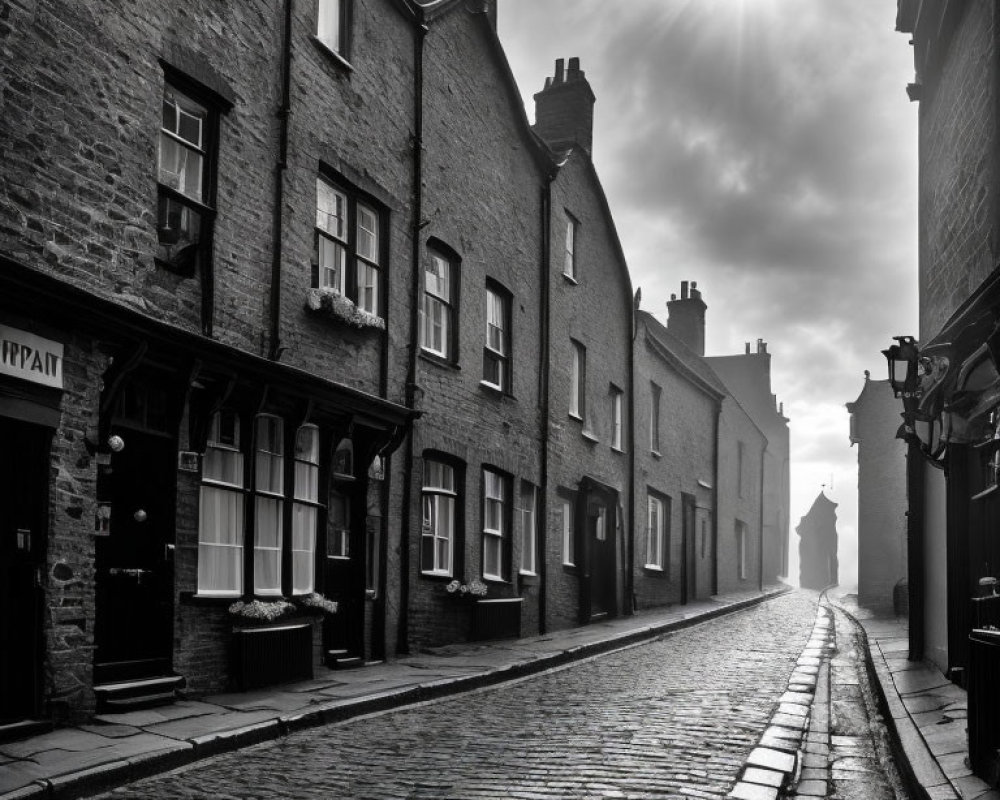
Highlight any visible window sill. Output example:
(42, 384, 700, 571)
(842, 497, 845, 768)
(420, 572, 456, 583)
(581, 429, 599, 444)
(420, 350, 460, 371)
(478, 380, 513, 401)
(519, 571, 540, 586)
(650, 450, 662, 460)
(568, 412, 584, 423)
(562, 562, 578, 575)
(610, 446, 625, 455)
(643, 564, 665, 574)
(180, 592, 240, 606)
(311, 36, 354, 73)
(562, 273, 579, 286)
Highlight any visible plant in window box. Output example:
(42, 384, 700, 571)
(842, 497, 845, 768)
(228, 599, 297, 624)
(294, 592, 339, 616)
(444, 578, 488, 601)
(305, 288, 385, 330)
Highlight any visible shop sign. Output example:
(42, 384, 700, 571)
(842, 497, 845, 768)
(0, 325, 63, 389)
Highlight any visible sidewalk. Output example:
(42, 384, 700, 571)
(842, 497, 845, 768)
(833, 593, 1000, 800)
(0, 584, 789, 800)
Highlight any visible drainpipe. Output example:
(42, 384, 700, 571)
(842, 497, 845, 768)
(268, 0, 293, 361)
(397, 17, 428, 655)
(758, 446, 765, 592)
(626, 289, 637, 614)
(538, 168, 556, 634)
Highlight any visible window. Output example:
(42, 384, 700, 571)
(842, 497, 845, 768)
(421, 459, 457, 576)
(570, 340, 586, 420)
(316, 0, 349, 56)
(563, 212, 578, 280)
(314, 176, 384, 318)
(329, 490, 350, 559)
(421, 248, 458, 360)
(482, 468, 511, 581)
(291, 425, 320, 594)
(646, 495, 665, 570)
(611, 386, 623, 450)
(737, 441, 745, 498)
(561, 496, 576, 566)
(254, 415, 284, 596)
(650, 382, 662, 453)
(198, 410, 245, 595)
(736, 520, 748, 580)
(198, 412, 329, 598)
(483, 283, 511, 391)
(157, 81, 217, 275)
(519, 482, 537, 576)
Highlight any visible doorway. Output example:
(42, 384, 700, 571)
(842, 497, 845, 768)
(0, 417, 50, 722)
(93, 384, 177, 684)
(682, 494, 696, 604)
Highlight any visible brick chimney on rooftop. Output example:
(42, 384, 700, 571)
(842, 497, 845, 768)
(666, 280, 707, 357)
(533, 57, 596, 155)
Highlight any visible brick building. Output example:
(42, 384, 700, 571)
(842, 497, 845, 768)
(846, 374, 907, 614)
(0, 0, 789, 730)
(889, 0, 1000, 778)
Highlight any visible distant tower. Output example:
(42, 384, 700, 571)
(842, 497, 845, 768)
(797, 492, 839, 590)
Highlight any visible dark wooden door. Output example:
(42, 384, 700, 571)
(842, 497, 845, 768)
(588, 499, 615, 619)
(682, 494, 696, 604)
(0, 418, 49, 721)
(323, 483, 364, 660)
(93, 429, 175, 682)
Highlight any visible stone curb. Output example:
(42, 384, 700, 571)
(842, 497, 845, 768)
(2, 586, 791, 800)
(832, 602, 960, 800)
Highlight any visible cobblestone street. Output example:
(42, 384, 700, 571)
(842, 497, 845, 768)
(90, 591, 905, 800)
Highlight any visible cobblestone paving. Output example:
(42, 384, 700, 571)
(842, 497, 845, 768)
(97, 593, 819, 800)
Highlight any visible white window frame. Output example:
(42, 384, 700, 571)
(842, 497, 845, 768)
(570, 340, 586, 420)
(291, 425, 320, 595)
(483, 468, 507, 581)
(421, 251, 455, 359)
(646, 495, 665, 570)
(650, 382, 662, 454)
(519, 482, 537, 576)
(316, 178, 347, 295)
(198, 410, 246, 597)
(253, 414, 285, 597)
(316, 0, 347, 55)
(561, 497, 575, 566)
(736, 520, 748, 580)
(355, 202, 380, 315)
(483, 285, 509, 391)
(563, 211, 578, 280)
(611, 386, 623, 451)
(421, 460, 456, 576)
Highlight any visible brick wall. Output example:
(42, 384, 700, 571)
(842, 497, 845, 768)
(397, 10, 545, 650)
(715, 396, 765, 595)
(545, 154, 632, 631)
(918, 0, 998, 341)
(632, 318, 717, 610)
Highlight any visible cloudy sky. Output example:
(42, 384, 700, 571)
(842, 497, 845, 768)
(498, 0, 919, 590)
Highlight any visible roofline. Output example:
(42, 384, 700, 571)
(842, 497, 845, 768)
(638, 314, 726, 403)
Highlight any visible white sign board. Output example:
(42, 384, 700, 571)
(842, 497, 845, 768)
(0, 324, 64, 389)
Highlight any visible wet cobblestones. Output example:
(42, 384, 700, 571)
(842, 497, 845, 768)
(98, 593, 820, 799)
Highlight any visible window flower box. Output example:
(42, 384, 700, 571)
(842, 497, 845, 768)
(305, 288, 385, 330)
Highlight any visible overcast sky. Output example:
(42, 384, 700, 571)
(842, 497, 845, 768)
(498, 0, 919, 590)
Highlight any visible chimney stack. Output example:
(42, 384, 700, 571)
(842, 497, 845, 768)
(666, 280, 707, 356)
(533, 57, 596, 155)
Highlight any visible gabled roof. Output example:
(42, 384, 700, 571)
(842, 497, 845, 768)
(638, 310, 726, 400)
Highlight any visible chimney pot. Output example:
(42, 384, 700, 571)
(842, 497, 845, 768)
(681, 281, 689, 300)
(555, 58, 565, 83)
(670, 293, 677, 301)
(568, 57, 580, 74)
(533, 57, 596, 155)
(745, 342, 751, 354)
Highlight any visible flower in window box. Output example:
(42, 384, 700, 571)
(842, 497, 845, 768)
(228, 599, 296, 623)
(294, 592, 339, 615)
(444, 578, 488, 599)
(305, 288, 385, 330)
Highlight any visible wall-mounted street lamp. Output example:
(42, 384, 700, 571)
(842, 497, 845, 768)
(882, 335, 921, 399)
(882, 335, 948, 464)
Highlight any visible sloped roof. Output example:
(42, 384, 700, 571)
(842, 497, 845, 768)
(638, 310, 727, 400)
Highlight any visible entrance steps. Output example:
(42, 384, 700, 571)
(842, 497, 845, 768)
(325, 649, 364, 670)
(93, 674, 186, 713)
